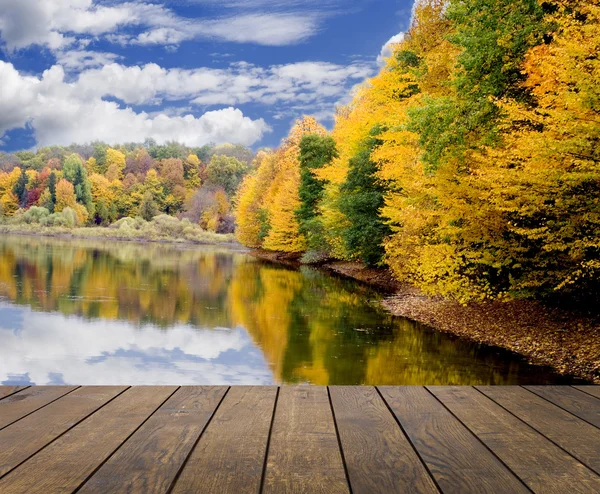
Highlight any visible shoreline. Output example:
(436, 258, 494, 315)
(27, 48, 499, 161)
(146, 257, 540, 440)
(0, 225, 244, 250)
(250, 249, 600, 383)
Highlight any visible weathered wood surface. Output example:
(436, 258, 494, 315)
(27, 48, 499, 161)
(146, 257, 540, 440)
(0, 385, 598, 493)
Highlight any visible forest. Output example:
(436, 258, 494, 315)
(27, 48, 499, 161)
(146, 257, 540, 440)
(1, 0, 598, 306)
(235, 0, 600, 305)
(0, 139, 254, 235)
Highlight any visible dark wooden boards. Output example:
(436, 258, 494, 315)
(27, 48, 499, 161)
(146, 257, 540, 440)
(430, 386, 600, 493)
(574, 386, 600, 400)
(79, 386, 228, 494)
(263, 386, 348, 494)
(478, 386, 600, 473)
(0, 385, 599, 494)
(171, 386, 277, 494)
(0, 386, 126, 478)
(0, 386, 176, 494)
(379, 386, 528, 493)
(0, 386, 76, 430)
(330, 386, 438, 494)
(526, 385, 600, 428)
(0, 387, 27, 401)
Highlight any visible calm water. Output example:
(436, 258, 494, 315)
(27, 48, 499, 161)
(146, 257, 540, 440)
(0, 234, 580, 386)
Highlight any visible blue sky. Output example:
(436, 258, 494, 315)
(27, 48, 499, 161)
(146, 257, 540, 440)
(0, 0, 414, 152)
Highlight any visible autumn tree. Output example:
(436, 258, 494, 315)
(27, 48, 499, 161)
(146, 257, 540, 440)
(206, 155, 248, 196)
(297, 134, 338, 252)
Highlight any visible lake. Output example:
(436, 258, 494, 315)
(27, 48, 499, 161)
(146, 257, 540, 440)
(0, 234, 579, 385)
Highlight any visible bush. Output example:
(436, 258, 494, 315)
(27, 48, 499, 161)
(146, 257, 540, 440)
(20, 206, 51, 224)
(151, 214, 185, 237)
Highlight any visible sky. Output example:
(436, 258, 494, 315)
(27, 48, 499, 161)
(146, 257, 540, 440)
(0, 0, 415, 152)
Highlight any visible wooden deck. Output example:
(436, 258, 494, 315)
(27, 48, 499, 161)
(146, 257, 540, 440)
(0, 386, 599, 493)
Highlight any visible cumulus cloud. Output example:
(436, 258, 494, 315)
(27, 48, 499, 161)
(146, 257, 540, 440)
(0, 58, 372, 146)
(377, 32, 405, 66)
(0, 61, 271, 147)
(0, 0, 324, 51)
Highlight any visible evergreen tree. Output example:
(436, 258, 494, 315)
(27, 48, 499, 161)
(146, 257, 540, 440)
(297, 135, 337, 233)
(48, 171, 57, 213)
(12, 168, 29, 208)
(139, 190, 158, 221)
(339, 130, 390, 267)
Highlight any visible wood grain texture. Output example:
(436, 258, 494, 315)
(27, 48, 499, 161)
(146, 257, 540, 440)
(526, 386, 600, 428)
(0, 386, 125, 478)
(430, 386, 600, 493)
(0, 386, 76, 430)
(329, 386, 438, 494)
(0, 386, 177, 494)
(574, 386, 600, 400)
(171, 386, 277, 494)
(0, 387, 27, 401)
(379, 386, 528, 494)
(263, 386, 349, 494)
(78, 386, 228, 494)
(478, 386, 600, 473)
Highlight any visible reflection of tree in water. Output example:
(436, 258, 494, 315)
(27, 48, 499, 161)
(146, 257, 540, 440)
(0, 236, 240, 329)
(0, 235, 572, 385)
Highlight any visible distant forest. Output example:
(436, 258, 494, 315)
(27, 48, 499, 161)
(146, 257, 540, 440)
(0, 140, 258, 233)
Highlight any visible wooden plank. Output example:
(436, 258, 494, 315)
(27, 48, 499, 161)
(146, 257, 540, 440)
(0, 386, 126, 478)
(478, 386, 600, 474)
(430, 386, 600, 493)
(0, 386, 76, 430)
(0, 387, 28, 401)
(263, 386, 349, 494)
(329, 386, 438, 494)
(574, 386, 600, 400)
(78, 386, 228, 494)
(525, 386, 600, 428)
(379, 386, 528, 494)
(0, 386, 177, 494)
(171, 386, 277, 494)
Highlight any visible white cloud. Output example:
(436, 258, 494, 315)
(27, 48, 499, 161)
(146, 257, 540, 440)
(0, 0, 324, 51)
(0, 61, 271, 147)
(377, 32, 405, 66)
(55, 49, 122, 70)
(0, 58, 372, 146)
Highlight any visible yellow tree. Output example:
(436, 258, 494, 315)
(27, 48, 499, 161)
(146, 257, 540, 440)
(465, 0, 600, 299)
(105, 149, 126, 180)
(55, 179, 77, 212)
(234, 150, 278, 247)
(262, 116, 326, 252)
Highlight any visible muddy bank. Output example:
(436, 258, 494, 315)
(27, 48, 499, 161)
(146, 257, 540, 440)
(251, 249, 600, 383)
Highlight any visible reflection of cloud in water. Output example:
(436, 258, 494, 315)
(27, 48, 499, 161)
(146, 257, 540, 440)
(0, 304, 274, 386)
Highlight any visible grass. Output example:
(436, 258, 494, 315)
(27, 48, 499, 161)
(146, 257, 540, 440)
(0, 214, 236, 246)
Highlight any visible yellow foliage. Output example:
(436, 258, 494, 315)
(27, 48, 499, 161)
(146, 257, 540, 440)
(55, 179, 77, 212)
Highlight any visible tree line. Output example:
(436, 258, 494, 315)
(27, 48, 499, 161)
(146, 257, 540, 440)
(0, 139, 256, 233)
(235, 0, 600, 305)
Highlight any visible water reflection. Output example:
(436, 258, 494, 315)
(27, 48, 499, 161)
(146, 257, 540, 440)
(0, 235, 579, 385)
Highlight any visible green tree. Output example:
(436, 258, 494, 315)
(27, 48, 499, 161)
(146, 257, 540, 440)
(297, 135, 338, 251)
(63, 154, 94, 217)
(206, 155, 248, 196)
(12, 168, 29, 208)
(48, 171, 57, 213)
(409, 0, 551, 170)
(339, 131, 390, 266)
(139, 190, 158, 221)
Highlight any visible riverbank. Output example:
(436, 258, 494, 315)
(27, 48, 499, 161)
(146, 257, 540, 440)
(0, 222, 236, 247)
(251, 249, 600, 383)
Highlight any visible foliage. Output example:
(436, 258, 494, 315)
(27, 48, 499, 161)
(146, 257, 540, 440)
(339, 131, 391, 266)
(297, 135, 338, 252)
(0, 140, 254, 230)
